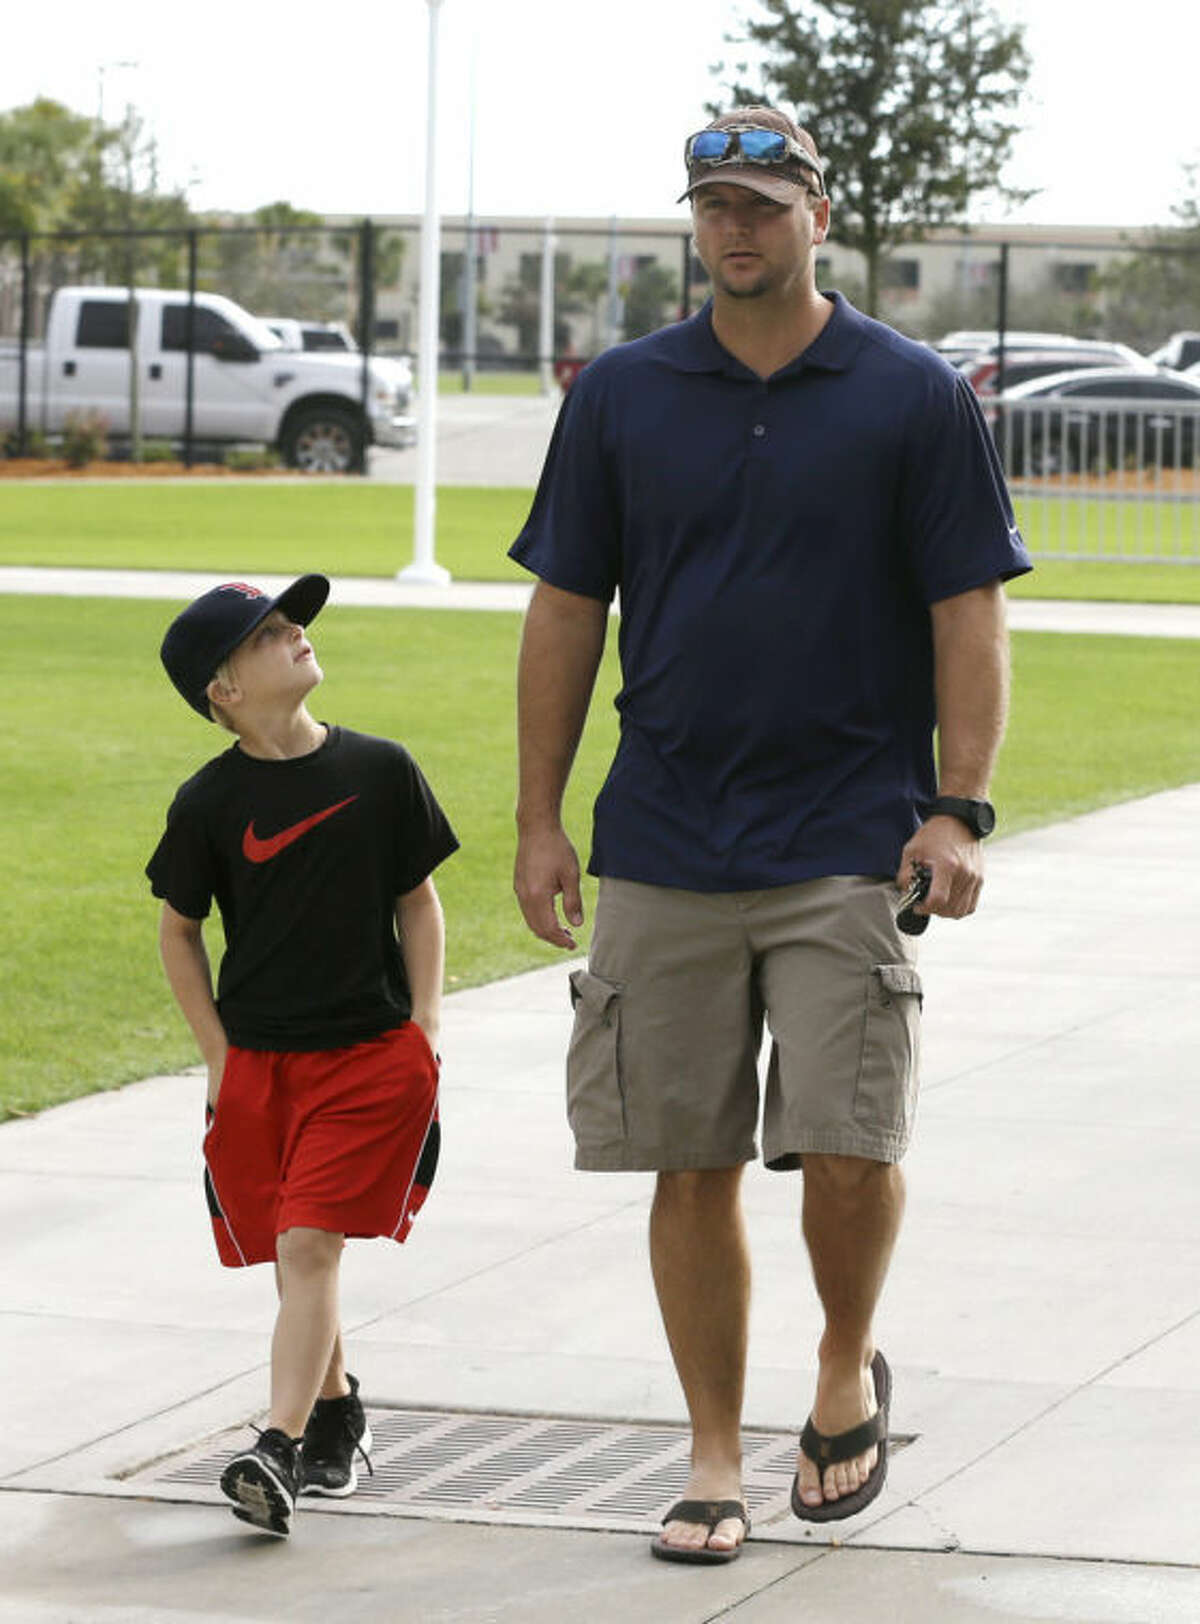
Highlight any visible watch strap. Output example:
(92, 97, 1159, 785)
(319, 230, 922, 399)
(929, 795, 995, 838)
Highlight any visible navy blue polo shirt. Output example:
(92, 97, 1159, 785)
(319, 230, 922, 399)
(510, 293, 1031, 891)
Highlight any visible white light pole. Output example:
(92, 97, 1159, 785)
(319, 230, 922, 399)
(538, 216, 556, 395)
(401, 0, 451, 585)
(461, 32, 478, 393)
(96, 58, 137, 127)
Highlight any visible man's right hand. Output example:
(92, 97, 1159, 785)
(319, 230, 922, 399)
(514, 824, 585, 950)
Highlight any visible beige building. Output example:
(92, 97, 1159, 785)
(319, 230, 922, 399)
(331, 213, 1153, 362)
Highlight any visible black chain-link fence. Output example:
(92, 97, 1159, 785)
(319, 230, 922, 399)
(2, 219, 1198, 482)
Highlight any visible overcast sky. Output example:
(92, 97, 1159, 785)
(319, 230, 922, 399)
(3, 0, 1197, 229)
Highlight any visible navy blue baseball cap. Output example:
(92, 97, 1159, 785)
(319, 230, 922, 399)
(160, 574, 330, 719)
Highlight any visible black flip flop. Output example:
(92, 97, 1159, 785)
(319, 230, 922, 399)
(790, 1350, 892, 1523)
(650, 1497, 750, 1564)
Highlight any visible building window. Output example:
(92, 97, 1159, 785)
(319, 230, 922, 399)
(1053, 262, 1098, 293)
(960, 258, 1001, 289)
(880, 258, 920, 291)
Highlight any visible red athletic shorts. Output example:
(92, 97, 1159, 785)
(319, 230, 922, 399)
(202, 1023, 440, 1268)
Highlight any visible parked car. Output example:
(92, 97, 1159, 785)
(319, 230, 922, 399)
(960, 339, 1151, 397)
(991, 367, 1200, 476)
(260, 314, 415, 434)
(1149, 331, 1200, 371)
(0, 287, 416, 471)
(261, 317, 357, 353)
(935, 328, 1077, 363)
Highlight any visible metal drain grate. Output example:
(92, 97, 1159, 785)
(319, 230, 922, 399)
(128, 1406, 915, 1532)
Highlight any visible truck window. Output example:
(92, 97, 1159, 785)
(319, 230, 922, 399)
(161, 305, 242, 354)
(303, 329, 351, 351)
(76, 301, 131, 349)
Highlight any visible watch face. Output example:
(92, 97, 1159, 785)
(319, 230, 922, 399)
(975, 801, 997, 837)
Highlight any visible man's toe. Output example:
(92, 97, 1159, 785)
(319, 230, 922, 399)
(662, 1517, 709, 1551)
(708, 1515, 745, 1551)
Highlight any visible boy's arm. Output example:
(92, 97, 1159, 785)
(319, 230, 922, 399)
(158, 902, 228, 1107)
(395, 876, 445, 1059)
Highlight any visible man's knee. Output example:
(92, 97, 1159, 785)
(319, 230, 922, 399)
(803, 1153, 903, 1204)
(654, 1165, 744, 1215)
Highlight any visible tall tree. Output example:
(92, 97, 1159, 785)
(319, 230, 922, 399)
(714, 0, 1034, 313)
(0, 98, 110, 237)
(201, 200, 345, 318)
(72, 106, 193, 285)
(623, 261, 681, 341)
(1098, 169, 1200, 352)
(0, 98, 193, 283)
(498, 251, 586, 358)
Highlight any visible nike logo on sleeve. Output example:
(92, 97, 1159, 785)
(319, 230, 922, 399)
(241, 796, 359, 863)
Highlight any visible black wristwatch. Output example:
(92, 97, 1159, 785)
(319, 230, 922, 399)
(929, 795, 996, 839)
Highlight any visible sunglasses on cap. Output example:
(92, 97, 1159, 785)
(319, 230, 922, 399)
(684, 125, 825, 194)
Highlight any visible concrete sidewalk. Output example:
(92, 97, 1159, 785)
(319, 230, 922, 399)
(5, 563, 1200, 641)
(2, 787, 1199, 1621)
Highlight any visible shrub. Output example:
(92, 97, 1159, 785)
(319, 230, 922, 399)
(3, 427, 50, 459)
(61, 410, 109, 468)
(139, 440, 177, 464)
(223, 447, 282, 472)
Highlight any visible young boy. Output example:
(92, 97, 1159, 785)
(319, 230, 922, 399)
(146, 574, 458, 1538)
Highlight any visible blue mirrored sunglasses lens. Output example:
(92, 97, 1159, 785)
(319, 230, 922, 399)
(690, 131, 733, 161)
(738, 130, 787, 160)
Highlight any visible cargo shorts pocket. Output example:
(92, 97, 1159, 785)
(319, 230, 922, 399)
(566, 969, 626, 1145)
(853, 963, 923, 1137)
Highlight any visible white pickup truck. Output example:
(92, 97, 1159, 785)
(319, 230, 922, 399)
(0, 286, 416, 471)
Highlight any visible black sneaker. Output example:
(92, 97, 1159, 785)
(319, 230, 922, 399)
(219, 1427, 300, 1537)
(300, 1372, 374, 1497)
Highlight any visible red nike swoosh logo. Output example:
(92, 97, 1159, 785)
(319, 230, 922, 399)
(242, 796, 358, 864)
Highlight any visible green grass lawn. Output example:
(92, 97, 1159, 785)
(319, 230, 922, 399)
(3, 482, 1200, 600)
(435, 371, 543, 396)
(2, 593, 1199, 1121)
(1010, 493, 1200, 601)
(0, 597, 615, 1119)
(0, 484, 533, 583)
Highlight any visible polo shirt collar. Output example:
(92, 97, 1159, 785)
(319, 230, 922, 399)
(661, 291, 866, 377)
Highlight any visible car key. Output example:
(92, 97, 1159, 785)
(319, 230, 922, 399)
(896, 862, 932, 936)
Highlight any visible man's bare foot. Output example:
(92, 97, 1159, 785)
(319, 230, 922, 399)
(794, 1352, 879, 1509)
(657, 1465, 747, 1555)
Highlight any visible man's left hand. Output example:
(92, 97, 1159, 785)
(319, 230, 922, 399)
(896, 815, 984, 921)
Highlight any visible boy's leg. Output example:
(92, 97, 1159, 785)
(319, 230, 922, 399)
(269, 1226, 345, 1436)
(275, 1260, 350, 1401)
(319, 1333, 350, 1400)
(220, 1226, 345, 1535)
(270, 1229, 374, 1499)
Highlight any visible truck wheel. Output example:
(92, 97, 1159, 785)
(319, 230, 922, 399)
(282, 408, 365, 473)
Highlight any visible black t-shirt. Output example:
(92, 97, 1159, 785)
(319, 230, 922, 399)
(146, 726, 458, 1051)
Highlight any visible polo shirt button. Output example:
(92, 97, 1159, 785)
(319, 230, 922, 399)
(753, 423, 766, 437)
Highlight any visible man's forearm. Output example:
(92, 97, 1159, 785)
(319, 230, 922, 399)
(930, 580, 1010, 798)
(515, 580, 608, 831)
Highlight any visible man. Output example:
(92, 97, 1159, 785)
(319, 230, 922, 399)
(510, 106, 1029, 1563)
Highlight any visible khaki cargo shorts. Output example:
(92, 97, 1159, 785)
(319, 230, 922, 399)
(566, 875, 922, 1172)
